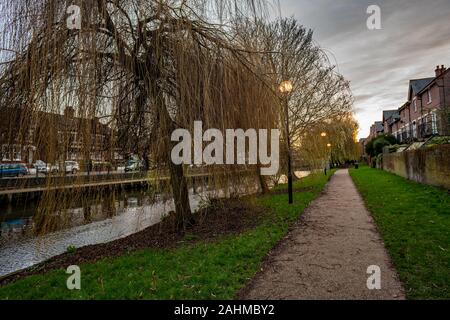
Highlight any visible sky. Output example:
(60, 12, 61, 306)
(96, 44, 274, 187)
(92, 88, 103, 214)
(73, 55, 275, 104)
(1, 0, 449, 139)
(278, 0, 450, 139)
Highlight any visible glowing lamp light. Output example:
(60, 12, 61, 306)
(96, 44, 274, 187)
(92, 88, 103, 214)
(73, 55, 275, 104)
(279, 80, 293, 94)
(321, 132, 327, 137)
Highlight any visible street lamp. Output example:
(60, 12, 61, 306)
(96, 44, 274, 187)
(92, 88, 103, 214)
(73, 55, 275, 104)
(327, 143, 332, 169)
(279, 80, 294, 204)
(321, 132, 327, 137)
(279, 80, 293, 94)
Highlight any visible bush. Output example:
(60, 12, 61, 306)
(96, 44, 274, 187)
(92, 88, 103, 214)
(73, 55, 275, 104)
(365, 134, 398, 157)
(427, 136, 450, 147)
(66, 245, 77, 254)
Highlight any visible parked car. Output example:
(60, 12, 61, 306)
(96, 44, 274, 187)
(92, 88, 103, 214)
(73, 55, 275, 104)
(50, 163, 59, 173)
(50, 161, 80, 174)
(0, 163, 29, 177)
(33, 160, 49, 174)
(65, 161, 80, 174)
(125, 159, 143, 172)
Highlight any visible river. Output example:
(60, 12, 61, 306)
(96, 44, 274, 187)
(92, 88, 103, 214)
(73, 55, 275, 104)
(0, 188, 227, 277)
(0, 171, 310, 277)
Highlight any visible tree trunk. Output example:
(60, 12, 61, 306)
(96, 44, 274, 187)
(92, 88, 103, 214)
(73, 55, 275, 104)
(142, 73, 194, 231)
(158, 95, 193, 231)
(168, 159, 193, 231)
(141, 144, 151, 170)
(256, 165, 270, 194)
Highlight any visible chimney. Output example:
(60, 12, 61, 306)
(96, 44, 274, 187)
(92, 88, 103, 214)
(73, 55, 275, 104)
(435, 65, 442, 77)
(435, 65, 446, 77)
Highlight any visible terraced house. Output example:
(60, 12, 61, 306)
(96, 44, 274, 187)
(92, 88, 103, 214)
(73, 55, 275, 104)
(384, 65, 450, 143)
(0, 107, 123, 165)
(368, 121, 384, 140)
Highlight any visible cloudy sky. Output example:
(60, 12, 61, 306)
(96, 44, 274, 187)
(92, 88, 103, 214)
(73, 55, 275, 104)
(278, 0, 450, 139)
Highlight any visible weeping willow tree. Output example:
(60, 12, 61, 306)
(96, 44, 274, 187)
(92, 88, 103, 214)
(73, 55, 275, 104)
(0, 0, 281, 232)
(0, 0, 357, 237)
(300, 114, 360, 169)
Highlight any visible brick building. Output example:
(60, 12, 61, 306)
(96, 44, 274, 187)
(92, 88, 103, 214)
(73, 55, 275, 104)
(383, 65, 450, 143)
(368, 121, 384, 141)
(0, 107, 123, 165)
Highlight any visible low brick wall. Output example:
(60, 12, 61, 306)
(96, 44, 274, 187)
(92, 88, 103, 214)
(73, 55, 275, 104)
(0, 172, 148, 190)
(383, 145, 450, 189)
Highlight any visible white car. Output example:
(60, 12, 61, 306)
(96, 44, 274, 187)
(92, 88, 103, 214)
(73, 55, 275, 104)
(33, 160, 49, 174)
(51, 161, 80, 174)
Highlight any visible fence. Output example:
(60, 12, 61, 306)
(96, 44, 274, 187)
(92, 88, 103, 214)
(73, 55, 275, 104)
(382, 144, 450, 189)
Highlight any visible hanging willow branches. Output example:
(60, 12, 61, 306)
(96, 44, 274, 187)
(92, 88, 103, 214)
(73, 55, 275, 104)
(0, 0, 355, 234)
(0, 0, 281, 231)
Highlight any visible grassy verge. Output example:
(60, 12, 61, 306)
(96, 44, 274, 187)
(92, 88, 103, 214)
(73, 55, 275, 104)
(349, 166, 450, 300)
(0, 171, 334, 300)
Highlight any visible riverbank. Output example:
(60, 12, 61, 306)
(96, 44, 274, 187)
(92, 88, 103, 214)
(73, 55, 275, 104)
(0, 171, 334, 299)
(350, 166, 450, 300)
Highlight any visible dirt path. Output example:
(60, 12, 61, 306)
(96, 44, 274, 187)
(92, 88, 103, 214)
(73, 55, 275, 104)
(241, 169, 405, 300)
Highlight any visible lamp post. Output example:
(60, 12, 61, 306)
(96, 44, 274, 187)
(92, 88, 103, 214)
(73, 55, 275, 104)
(327, 143, 332, 169)
(321, 132, 331, 175)
(279, 80, 294, 204)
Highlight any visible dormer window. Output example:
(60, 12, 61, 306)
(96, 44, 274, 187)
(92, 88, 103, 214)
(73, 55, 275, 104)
(427, 90, 432, 104)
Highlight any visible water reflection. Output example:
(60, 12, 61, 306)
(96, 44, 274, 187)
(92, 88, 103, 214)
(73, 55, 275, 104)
(0, 171, 313, 277)
(0, 177, 262, 276)
(0, 190, 161, 246)
(0, 190, 204, 276)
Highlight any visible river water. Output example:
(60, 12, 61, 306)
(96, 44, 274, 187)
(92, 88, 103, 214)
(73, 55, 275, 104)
(0, 171, 310, 277)
(0, 188, 226, 277)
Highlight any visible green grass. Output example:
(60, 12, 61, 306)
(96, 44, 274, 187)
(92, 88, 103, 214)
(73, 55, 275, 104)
(349, 166, 450, 300)
(0, 171, 335, 300)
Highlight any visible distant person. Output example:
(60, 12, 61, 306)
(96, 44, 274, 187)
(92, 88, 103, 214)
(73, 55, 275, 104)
(324, 163, 330, 175)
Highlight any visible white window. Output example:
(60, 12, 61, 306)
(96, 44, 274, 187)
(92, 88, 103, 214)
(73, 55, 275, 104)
(413, 99, 417, 112)
(70, 132, 77, 143)
(57, 131, 63, 143)
(1, 145, 10, 161)
(13, 146, 22, 161)
(427, 90, 432, 104)
(413, 122, 417, 138)
(1, 145, 23, 161)
(431, 113, 438, 135)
